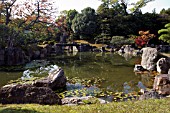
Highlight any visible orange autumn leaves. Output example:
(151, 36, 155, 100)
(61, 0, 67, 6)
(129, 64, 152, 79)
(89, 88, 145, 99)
(134, 30, 155, 48)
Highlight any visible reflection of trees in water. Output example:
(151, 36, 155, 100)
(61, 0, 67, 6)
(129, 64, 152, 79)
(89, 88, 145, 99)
(48, 52, 140, 92)
(117, 52, 133, 61)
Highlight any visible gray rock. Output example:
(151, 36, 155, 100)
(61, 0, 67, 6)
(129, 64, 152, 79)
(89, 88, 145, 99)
(124, 45, 133, 53)
(0, 84, 61, 105)
(139, 90, 162, 100)
(141, 47, 159, 71)
(153, 74, 170, 95)
(134, 64, 146, 72)
(33, 68, 67, 90)
(61, 96, 107, 105)
(156, 58, 170, 74)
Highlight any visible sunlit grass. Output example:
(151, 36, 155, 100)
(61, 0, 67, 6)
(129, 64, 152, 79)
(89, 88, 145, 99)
(0, 98, 170, 113)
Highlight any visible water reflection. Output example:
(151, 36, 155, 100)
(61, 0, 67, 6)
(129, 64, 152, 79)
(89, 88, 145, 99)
(48, 52, 141, 92)
(1, 52, 143, 93)
(123, 82, 132, 93)
(137, 81, 146, 90)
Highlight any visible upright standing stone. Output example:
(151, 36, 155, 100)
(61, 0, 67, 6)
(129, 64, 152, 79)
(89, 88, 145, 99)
(153, 74, 170, 95)
(141, 47, 158, 71)
(156, 58, 170, 74)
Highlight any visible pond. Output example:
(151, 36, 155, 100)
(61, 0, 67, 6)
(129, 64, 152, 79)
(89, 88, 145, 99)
(0, 52, 148, 93)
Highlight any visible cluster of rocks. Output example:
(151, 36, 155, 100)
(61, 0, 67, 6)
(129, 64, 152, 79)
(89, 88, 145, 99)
(134, 47, 170, 100)
(0, 67, 67, 105)
(0, 84, 61, 105)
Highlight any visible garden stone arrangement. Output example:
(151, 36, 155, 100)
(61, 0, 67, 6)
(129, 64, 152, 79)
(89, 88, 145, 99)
(134, 47, 170, 99)
(0, 65, 66, 105)
(0, 47, 170, 105)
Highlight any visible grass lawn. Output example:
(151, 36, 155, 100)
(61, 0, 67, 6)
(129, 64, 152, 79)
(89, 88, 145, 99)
(0, 98, 170, 113)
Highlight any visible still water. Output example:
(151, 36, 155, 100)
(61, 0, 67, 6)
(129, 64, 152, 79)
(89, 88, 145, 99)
(0, 52, 146, 92)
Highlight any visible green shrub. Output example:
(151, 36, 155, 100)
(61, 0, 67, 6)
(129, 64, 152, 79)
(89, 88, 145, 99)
(110, 36, 134, 46)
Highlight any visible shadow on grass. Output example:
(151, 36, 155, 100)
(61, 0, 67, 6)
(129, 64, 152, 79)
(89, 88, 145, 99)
(0, 108, 41, 113)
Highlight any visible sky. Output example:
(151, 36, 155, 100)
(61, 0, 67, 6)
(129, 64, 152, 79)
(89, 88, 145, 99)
(55, 0, 170, 14)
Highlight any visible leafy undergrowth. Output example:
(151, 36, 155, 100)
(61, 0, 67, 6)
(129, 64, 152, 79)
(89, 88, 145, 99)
(0, 98, 170, 113)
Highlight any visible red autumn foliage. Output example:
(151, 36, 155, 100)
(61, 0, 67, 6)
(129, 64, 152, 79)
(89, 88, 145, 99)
(133, 30, 155, 48)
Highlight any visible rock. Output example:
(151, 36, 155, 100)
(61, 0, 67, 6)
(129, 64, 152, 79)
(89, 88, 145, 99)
(153, 74, 170, 95)
(61, 96, 105, 105)
(158, 45, 170, 52)
(139, 90, 162, 100)
(156, 58, 170, 74)
(33, 68, 67, 90)
(134, 64, 146, 72)
(62, 97, 83, 105)
(124, 45, 134, 53)
(141, 47, 159, 71)
(0, 84, 61, 105)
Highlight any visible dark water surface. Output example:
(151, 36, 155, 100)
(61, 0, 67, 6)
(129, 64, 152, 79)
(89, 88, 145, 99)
(0, 52, 144, 92)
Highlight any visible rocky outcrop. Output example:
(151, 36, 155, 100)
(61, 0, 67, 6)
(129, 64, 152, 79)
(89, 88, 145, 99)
(141, 47, 167, 71)
(153, 74, 170, 95)
(141, 47, 160, 71)
(0, 66, 66, 105)
(156, 58, 170, 74)
(33, 68, 67, 90)
(134, 64, 146, 72)
(123, 45, 134, 53)
(139, 74, 170, 100)
(0, 84, 61, 105)
(62, 96, 108, 105)
(139, 90, 162, 100)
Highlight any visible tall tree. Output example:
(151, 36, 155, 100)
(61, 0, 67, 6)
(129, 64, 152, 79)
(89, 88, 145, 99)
(71, 7, 97, 40)
(99, 0, 155, 15)
(0, 0, 16, 25)
(0, 0, 58, 47)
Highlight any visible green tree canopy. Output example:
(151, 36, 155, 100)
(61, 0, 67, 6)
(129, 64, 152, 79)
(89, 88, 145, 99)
(158, 23, 170, 44)
(99, 0, 155, 15)
(71, 7, 97, 40)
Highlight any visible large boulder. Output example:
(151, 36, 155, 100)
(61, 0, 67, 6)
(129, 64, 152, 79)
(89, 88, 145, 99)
(153, 74, 170, 95)
(156, 58, 170, 74)
(0, 84, 61, 105)
(33, 68, 67, 90)
(141, 47, 159, 71)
